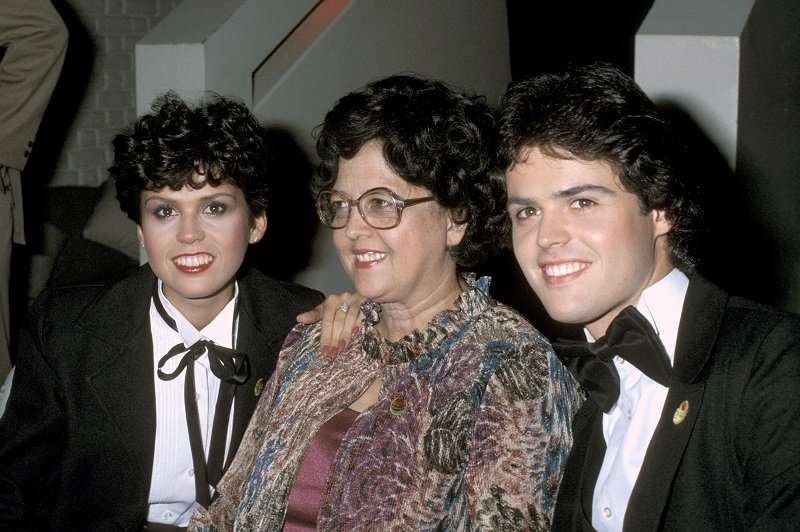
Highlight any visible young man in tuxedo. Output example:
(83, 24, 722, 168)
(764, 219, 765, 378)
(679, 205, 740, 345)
(497, 62, 800, 530)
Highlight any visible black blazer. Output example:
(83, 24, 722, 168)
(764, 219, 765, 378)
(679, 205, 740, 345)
(0, 265, 323, 530)
(553, 275, 800, 531)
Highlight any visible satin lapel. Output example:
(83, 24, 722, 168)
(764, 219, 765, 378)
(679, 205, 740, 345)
(83, 267, 158, 484)
(624, 276, 727, 529)
(624, 381, 705, 528)
(578, 406, 606, 528)
(555, 399, 606, 530)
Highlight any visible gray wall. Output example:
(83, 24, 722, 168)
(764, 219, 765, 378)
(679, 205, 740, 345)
(45, 0, 181, 187)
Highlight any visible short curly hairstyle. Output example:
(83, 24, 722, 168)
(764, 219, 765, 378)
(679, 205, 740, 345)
(110, 91, 272, 224)
(312, 74, 507, 268)
(498, 63, 704, 272)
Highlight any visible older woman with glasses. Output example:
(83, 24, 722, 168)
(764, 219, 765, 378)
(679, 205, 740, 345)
(191, 74, 580, 531)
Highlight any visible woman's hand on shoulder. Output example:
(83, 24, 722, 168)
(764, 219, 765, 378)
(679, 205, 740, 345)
(296, 292, 364, 357)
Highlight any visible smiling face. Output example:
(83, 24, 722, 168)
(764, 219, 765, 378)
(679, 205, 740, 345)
(505, 146, 673, 338)
(331, 140, 465, 319)
(137, 179, 266, 327)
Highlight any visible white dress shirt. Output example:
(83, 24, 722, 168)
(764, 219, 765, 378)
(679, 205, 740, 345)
(591, 269, 689, 531)
(146, 281, 239, 526)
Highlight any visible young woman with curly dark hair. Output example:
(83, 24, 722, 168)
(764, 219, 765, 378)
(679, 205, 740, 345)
(0, 92, 323, 529)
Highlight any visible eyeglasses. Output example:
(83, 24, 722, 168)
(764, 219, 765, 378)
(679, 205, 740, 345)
(316, 187, 435, 230)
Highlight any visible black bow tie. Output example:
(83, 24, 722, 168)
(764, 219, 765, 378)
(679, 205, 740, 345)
(552, 306, 671, 413)
(152, 286, 249, 507)
(157, 340, 250, 386)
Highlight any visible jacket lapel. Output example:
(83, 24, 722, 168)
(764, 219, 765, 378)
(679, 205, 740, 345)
(83, 267, 158, 485)
(578, 406, 606, 527)
(624, 276, 728, 529)
(229, 271, 295, 452)
(553, 399, 605, 531)
(229, 304, 269, 452)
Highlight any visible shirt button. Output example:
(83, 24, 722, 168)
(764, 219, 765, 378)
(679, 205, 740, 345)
(164, 511, 174, 520)
(188, 468, 194, 476)
(195, 393, 201, 401)
(616, 356, 624, 364)
(602, 507, 612, 519)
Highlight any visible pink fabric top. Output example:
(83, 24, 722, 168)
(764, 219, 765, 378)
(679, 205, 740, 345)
(283, 408, 359, 531)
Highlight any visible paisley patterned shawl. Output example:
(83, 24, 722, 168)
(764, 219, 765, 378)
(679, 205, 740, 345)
(190, 274, 580, 531)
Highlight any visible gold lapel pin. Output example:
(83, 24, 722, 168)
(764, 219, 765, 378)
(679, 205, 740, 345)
(254, 377, 265, 397)
(389, 397, 408, 416)
(672, 400, 689, 425)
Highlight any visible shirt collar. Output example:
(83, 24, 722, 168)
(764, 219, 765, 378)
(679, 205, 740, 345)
(583, 268, 688, 365)
(635, 268, 689, 364)
(156, 280, 239, 349)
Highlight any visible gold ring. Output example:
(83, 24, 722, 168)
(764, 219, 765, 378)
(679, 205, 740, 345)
(339, 302, 351, 313)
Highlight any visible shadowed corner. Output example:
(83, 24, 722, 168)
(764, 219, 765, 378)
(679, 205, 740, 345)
(658, 101, 785, 309)
(21, 0, 95, 250)
(244, 127, 320, 283)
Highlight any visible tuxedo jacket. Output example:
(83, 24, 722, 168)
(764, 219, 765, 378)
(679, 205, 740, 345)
(0, 265, 323, 530)
(553, 275, 800, 531)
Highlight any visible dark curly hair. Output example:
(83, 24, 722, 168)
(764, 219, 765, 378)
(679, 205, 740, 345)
(498, 63, 704, 272)
(312, 74, 507, 268)
(110, 91, 271, 224)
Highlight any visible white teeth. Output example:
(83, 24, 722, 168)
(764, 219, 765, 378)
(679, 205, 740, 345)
(543, 262, 588, 277)
(174, 255, 213, 267)
(354, 251, 387, 262)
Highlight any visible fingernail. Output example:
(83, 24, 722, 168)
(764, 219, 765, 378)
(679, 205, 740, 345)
(321, 345, 330, 357)
(338, 339, 347, 351)
(351, 325, 359, 337)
